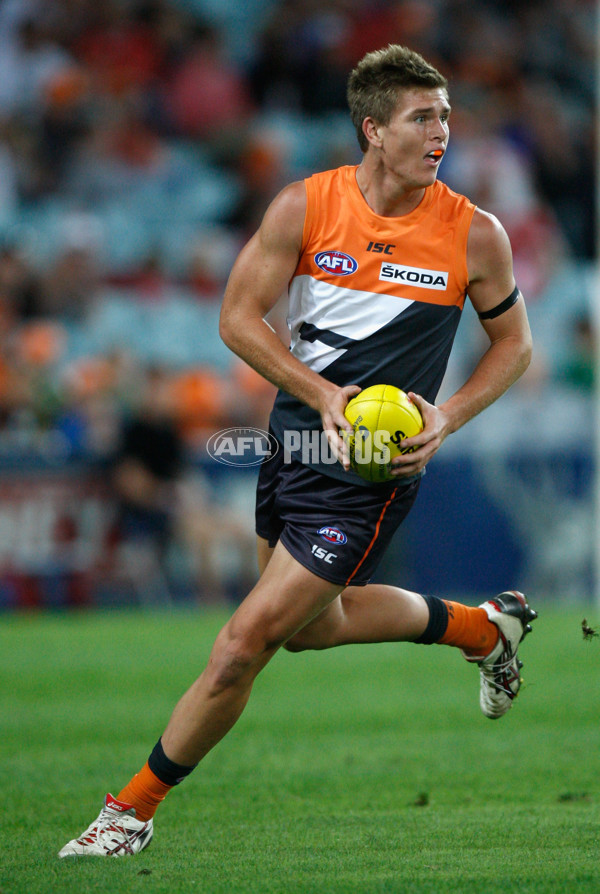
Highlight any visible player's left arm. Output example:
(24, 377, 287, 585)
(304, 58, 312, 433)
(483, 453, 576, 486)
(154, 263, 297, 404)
(391, 208, 532, 477)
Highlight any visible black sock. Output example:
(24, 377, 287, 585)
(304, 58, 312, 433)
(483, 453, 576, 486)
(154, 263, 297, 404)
(412, 594, 449, 645)
(148, 738, 197, 786)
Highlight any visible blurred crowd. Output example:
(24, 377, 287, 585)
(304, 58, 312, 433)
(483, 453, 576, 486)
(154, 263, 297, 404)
(0, 0, 596, 455)
(0, 0, 595, 603)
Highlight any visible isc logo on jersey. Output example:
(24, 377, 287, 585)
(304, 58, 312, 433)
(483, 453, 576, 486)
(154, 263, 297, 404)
(315, 250, 358, 276)
(380, 263, 448, 290)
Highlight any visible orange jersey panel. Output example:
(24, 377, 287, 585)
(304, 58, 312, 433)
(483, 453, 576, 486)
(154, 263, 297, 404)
(295, 165, 475, 308)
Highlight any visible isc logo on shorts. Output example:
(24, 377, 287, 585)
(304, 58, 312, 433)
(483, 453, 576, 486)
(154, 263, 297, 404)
(315, 250, 358, 276)
(318, 526, 347, 545)
(311, 545, 337, 563)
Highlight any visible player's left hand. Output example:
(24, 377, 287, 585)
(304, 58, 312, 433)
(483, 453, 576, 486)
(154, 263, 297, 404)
(389, 392, 450, 477)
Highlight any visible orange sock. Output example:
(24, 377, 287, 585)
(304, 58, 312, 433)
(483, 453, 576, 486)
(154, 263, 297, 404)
(117, 762, 173, 822)
(439, 600, 499, 657)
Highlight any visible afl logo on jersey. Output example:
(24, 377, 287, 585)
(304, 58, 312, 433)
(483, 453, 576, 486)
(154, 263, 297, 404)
(318, 526, 348, 545)
(315, 250, 358, 276)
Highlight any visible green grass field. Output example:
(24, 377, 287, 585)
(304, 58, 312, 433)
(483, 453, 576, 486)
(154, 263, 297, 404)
(2, 605, 599, 894)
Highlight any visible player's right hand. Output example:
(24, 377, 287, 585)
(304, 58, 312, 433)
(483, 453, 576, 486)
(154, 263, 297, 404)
(319, 383, 362, 470)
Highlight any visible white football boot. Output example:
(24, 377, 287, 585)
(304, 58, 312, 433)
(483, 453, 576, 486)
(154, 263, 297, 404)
(462, 591, 537, 719)
(58, 794, 153, 857)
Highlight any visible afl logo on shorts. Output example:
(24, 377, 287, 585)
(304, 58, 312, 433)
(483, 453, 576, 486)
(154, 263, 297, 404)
(318, 526, 347, 545)
(315, 250, 358, 276)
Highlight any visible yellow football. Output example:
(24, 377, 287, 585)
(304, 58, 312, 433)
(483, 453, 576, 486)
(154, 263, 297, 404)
(344, 384, 424, 483)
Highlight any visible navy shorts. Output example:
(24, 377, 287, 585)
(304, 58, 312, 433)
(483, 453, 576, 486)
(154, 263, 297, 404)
(255, 444, 420, 587)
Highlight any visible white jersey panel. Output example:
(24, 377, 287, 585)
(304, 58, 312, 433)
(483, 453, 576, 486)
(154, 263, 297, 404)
(288, 274, 414, 372)
(292, 341, 347, 373)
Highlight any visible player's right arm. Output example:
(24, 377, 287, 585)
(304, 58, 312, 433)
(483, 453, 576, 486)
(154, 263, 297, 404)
(219, 182, 359, 465)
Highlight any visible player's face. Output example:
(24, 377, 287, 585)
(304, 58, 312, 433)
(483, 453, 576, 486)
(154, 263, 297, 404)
(375, 87, 450, 188)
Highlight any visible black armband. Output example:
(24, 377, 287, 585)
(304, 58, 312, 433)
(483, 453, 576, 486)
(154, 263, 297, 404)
(477, 285, 520, 320)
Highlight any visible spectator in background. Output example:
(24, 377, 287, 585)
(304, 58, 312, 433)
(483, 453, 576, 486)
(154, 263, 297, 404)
(74, 0, 164, 99)
(0, 14, 74, 117)
(37, 64, 89, 194)
(249, 0, 351, 114)
(169, 365, 233, 450)
(559, 313, 596, 393)
(343, 0, 441, 71)
(111, 364, 183, 604)
(57, 350, 133, 459)
(175, 468, 257, 605)
(0, 242, 43, 322)
(110, 361, 258, 604)
(65, 97, 172, 204)
(520, 80, 595, 260)
(0, 119, 19, 225)
(0, 339, 29, 433)
(227, 129, 290, 237)
(165, 22, 253, 145)
(39, 242, 100, 320)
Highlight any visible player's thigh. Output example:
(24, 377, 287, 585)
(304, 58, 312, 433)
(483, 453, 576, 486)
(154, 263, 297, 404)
(256, 534, 274, 575)
(226, 539, 343, 651)
(284, 593, 344, 650)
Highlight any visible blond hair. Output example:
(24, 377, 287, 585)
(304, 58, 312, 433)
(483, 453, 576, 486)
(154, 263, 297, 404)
(347, 45, 448, 152)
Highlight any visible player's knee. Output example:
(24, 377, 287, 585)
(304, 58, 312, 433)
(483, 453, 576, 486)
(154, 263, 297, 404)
(283, 630, 332, 652)
(206, 624, 283, 694)
(282, 636, 306, 653)
(206, 638, 258, 694)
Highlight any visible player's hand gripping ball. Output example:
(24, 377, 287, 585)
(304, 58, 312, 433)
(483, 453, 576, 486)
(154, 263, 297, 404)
(343, 384, 424, 483)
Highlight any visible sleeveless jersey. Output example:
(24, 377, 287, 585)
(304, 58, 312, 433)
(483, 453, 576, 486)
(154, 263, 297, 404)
(269, 165, 476, 484)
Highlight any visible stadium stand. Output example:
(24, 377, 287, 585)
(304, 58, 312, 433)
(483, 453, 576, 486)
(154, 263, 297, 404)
(0, 0, 594, 607)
